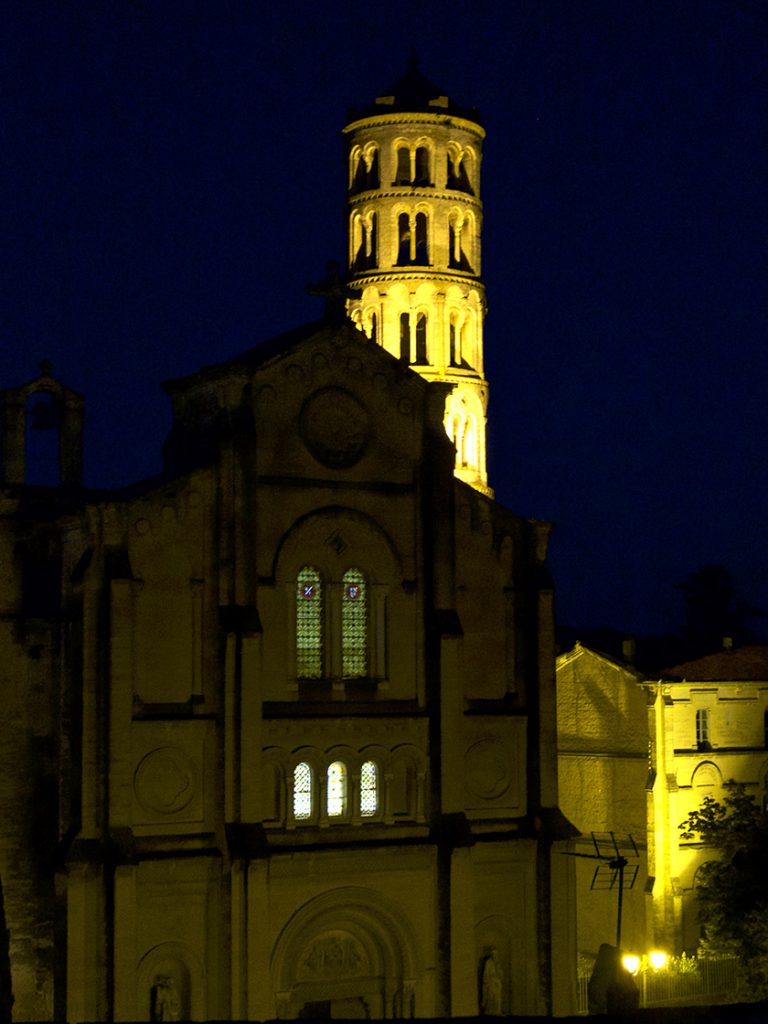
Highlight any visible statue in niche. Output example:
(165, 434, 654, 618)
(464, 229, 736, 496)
(480, 947, 503, 1016)
(150, 974, 181, 1022)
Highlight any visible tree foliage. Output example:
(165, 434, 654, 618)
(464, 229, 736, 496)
(679, 783, 768, 997)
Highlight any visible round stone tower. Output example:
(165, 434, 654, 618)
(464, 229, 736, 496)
(344, 61, 491, 495)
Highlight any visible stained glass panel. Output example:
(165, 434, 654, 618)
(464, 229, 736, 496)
(342, 568, 367, 678)
(297, 567, 323, 678)
(327, 761, 346, 817)
(293, 762, 312, 820)
(360, 760, 377, 817)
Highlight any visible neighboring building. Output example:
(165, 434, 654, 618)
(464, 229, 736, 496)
(646, 645, 768, 953)
(556, 643, 649, 965)
(0, 68, 576, 1022)
(558, 641, 768, 964)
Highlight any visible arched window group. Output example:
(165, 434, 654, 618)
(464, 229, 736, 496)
(349, 144, 380, 193)
(448, 310, 475, 369)
(399, 311, 428, 365)
(448, 210, 474, 273)
(292, 759, 380, 822)
(447, 143, 475, 194)
(296, 567, 370, 681)
(396, 210, 429, 266)
(394, 143, 432, 187)
(348, 138, 477, 195)
(350, 210, 377, 271)
(444, 390, 482, 475)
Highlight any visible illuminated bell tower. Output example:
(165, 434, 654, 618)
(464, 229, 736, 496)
(344, 62, 491, 495)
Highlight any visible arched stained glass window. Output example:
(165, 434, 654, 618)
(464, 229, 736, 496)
(297, 567, 323, 678)
(360, 760, 378, 817)
(342, 569, 367, 678)
(293, 762, 312, 820)
(327, 761, 347, 817)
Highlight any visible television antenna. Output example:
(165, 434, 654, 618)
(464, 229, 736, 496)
(563, 832, 639, 947)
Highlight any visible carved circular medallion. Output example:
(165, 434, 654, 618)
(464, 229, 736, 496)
(134, 746, 196, 815)
(465, 739, 511, 800)
(300, 387, 370, 468)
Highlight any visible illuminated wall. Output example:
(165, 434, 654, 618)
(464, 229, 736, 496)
(556, 644, 649, 962)
(646, 666, 768, 952)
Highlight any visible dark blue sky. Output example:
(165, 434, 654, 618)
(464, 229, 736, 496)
(2, 1, 767, 637)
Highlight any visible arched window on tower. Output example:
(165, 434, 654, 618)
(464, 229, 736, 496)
(414, 212, 428, 265)
(395, 146, 411, 185)
(351, 212, 377, 272)
(327, 761, 347, 817)
(448, 212, 473, 272)
(351, 150, 367, 193)
(366, 211, 377, 269)
(296, 567, 323, 679)
(414, 313, 428, 364)
(293, 762, 313, 820)
(461, 314, 475, 369)
(395, 211, 429, 266)
(397, 213, 411, 265)
(350, 145, 380, 193)
(449, 312, 460, 367)
(360, 760, 378, 817)
(342, 568, 368, 678)
(365, 146, 380, 189)
(363, 310, 378, 345)
(399, 313, 410, 362)
(447, 146, 474, 194)
(414, 146, 431, 187)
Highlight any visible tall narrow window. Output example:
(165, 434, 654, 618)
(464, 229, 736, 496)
(327, 761, 347, 817)
(414, 212, 428, 265)
(351, 152, 367, 193)
(449, 315, 458, 366)
(296, 567, 323, 678)
(360, 760, 378, 817)
(342, 568, 368, 678)
(414, 146, 430, 186)
(293, 762, 312, 820)
(366, 212, 377, 269)
(696, 708, 711, 750)
(399, 313, 410, 362)
(366, 148, 380, 189)
(395, 146, 411, 185)
(397, 213, 411, 265)
(414, 313, 428, 364)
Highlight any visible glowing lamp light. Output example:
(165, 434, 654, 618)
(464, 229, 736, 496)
(649, 951, 668, 970)
(622, 954, 640, 975)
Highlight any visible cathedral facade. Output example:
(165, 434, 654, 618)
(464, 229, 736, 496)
(0, 68, 575, 1021)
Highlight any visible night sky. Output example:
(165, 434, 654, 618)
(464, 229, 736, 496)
(2, 1, 766, 638)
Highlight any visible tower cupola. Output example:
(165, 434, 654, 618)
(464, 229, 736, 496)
(344, 63, 491, 495)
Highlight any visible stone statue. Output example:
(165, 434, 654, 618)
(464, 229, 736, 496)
(150, 974, 181, 1022)
(480, 947, 503, 1015)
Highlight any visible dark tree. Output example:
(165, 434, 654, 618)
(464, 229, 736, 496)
(679, 783, 768, 998)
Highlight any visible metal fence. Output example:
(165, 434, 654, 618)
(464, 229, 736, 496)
(577, 955, 740, 1014)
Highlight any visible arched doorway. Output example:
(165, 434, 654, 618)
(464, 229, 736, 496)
(271, 887, 418, 1019)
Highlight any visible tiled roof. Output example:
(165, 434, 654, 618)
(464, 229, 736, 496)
(660, 645, 768, 681)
